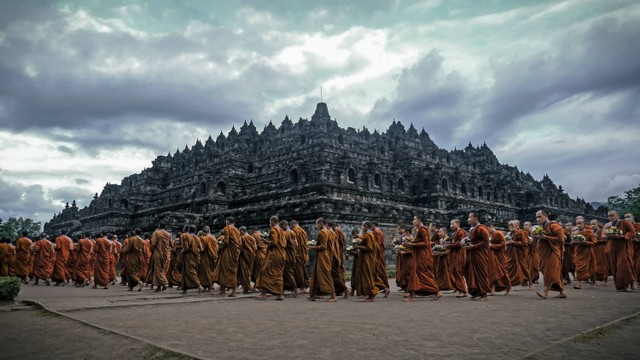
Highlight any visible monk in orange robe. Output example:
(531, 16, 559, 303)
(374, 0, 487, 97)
(464, 213, 491, 301)
(73, 232, 94, 287)
(350, 228, 362, 295)
(167, 234, 183, 288)
(256, 216, 286, 300)
(403, 216, 441, 302)
(12, 231, 33, 283)
(602, 211, 637, 291)
(534, 210, 567, 299)
(109, 235, 121, 285)
(433, 228, 453, 291)
(52, 230, 73, 285)
(0, 237, 12, 276)
(446, 219, 468, 297)
(354, 221, 381, 302)
(213, 218, 241, 296)
(523, 221, 539, 284)
(93, 232, 112, 289)
(147, 223, 173, 291)
(32, 233, 56, 285)
(487, 224, 511, 295)
(506, 220, 531, 289)
(180, 225, 204, 294)
(197, 226, 218, 292)
(66, 238, 78, 283)
(329, 221, 349, 298)
(121, 229, 145, 291)
(291, 220, 309, 291)
(572, 216, 596, 289)
(392, 226, 410, 291)
(139, 233, 151, 284)
(623, 213, 640, 288)
(238, 226, 255, 294)
(372, 222, 390, 296)
(119, 233, 131, 286)
(589, 220, 609, 284)
(308, 218, 336, 302)
(562, 223, 575, 285)
(281, 221, 299, 295)
(251, 229, 267, 288)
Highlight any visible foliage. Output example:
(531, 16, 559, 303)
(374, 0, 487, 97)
(0, 277, 21, 301)
(607, 184, 640, 216)
(0, 217, 42, 240)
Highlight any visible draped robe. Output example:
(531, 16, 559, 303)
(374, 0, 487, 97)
(237, 234, 256, 291)
(33, 239, 56, 280)
(256, 227, 286, 295)
(52, 235, 72, 283)
(539, 222, 565, 292)
(148, 229, 172, 287)
(213, 225, 241, 289)
(406, 226, 439, 296)
(93, 237, 112, 286)
(604, 219, 636, 290)
(465, 224, 491, 297)
(489, 230, 511, 292)
(572, 228, 596, 282)
(197, 233, 218, 289)
(309, 229, 334, 296)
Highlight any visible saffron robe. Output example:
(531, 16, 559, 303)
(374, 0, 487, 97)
(197, 233, 218, 289)
(52, 235, 72, 283)
(539, 222, 565, 292)
(309, 229, 335, 296)
(489, 231, 511, 292)
(507, 229, 530, 285)
(12, 237, 33, 278)
(237, 233, 255, 290)
(465, 224, 491, 297)
(406, 226, 439, 296)
(122, 235, 144, 286)
(330, 227, 348, 294)
(148, 229, 172, 287)
(353, 231, 380, 297)
(93, 237, 112, 286)
(181, 233, 202, 290)
(32, 239, 56, 280)
(604, 219, 636, 290)
(213, 225, 241, 289)
(74, 238, 94, 282)
(256, 226, 286, 295)
(448, 228, 468, 294)
(572, 228, 596, 282)
(293, 226, 309, 287)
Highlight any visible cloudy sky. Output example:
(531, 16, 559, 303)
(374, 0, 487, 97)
(1, 0, 639, 226)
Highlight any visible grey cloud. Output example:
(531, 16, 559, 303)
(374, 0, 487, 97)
(57, 145, 74, 154)
(49, 186, 93, 204)
(75, 178, 89, 185)
(0, 178, 59, 225)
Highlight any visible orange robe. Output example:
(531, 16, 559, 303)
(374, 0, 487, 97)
(74, 238, 94, 282)
(181, 232, 202, 290)
(433, 249, 453, 291)
(213, 225, 241, 289)
(252, 232, 267, 283)
(140, 239, 151, 282)
(52, 235, 72, 283)
(562, 229, 575, 282)
(448, 228, 468, 294)
(465, 224, 491, 297)
(120, 237, 130, 284)
(66, 243, 78, 282)
(406, 226, 439, 295)
(605, 219, 636, 290)
(539, 222, 565, 292)
(293, 226, 309, 287)
(256, 226, 286, 295)
(526, 229, 540, 283)
(0, 243, 10, 276)
(283, 229, 298, 290)
(354, 231, 380, 297)
(373, 228, 389, 290)
(237, 234, 255, 291)
(167, 237, 183, 287)
(197, 233, 218, 289)
(572, 228, 596, 282)
(12, 237, 33, 278)
(122, 235, 144, 286)
(489, 231, 511, 292)
(148, 229, 172, 287)
(331, 227, 348, 294)
(592, 226, 610, 281)
(309, 229, 335, 296)
(507, 229, 530, 285)
(32, 239, 56, 280)
(93, 237, 112, 287)
(109, 240, 121, 283)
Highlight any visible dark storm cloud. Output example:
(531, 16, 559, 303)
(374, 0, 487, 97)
(0, 178, 59, 224)
(49, 186, 93, 203)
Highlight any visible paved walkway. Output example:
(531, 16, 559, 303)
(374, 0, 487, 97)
(3, 281, 640, 359)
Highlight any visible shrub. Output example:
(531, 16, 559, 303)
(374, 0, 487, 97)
(0, 277, 21, 301)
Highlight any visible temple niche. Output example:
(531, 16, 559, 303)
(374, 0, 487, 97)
(45, 102, 606, 242)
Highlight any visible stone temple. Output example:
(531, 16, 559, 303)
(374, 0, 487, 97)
(44, 102, 606, 238)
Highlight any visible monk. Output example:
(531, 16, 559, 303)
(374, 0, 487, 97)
(433, 228, 453, 291)
(181, 225, 204, 294)
(464, 213, 491, 301)
(93, 232, 112, 289)
(119, 232, 131, 286)
(590, 219, 609, 285)
(534, 210, 567, 299)
(446, 219, 468, 297)
(403, 216, 441, 302)
(167, 233, 183, 288)
(353, 221, 381, 302)
(213, 218, 241, 297)
(32, 233, 56, 285)
(392, 226, 409, 292)
(524, 221, 540, 284)
(487, 224, 511, 296)
(238, 226, 255, 294)
(139, 233, 151, 285)
(506, 220, 531, 289)
(572, 216, 596, 289)
(256, 216, 286, 300)
(147, 223, 173, 291)
(121, 228, 145, 291)
(308, 218, 336, 302)
(66, 238, 78, 284)
(109, 235, 121, 285)
(74, 232, 94, 287)
(372, 222, 390, 297)
(13, 231, 33, 283)
(350, 228, 362, 296)
(623, 213, 640, 288)
(280, 221, 299, 296)
(329, 221, 349, 298)
(562, 222, 575, 285)
(251, 229, 267, 289)
(291, 220, 309, 291)
(198, 226, 218, 292)
(0, 237, 12, 276)
(602, 211, 636, 291)
(52, 229, 73, 286)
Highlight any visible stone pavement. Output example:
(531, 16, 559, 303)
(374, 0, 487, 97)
(3, 281, 640, 360)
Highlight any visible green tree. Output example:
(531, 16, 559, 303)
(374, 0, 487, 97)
(607, 184, 640, 216)
(0, 217, 42, 240)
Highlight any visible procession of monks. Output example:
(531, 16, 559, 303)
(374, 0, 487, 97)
(1, 210, 639, 302)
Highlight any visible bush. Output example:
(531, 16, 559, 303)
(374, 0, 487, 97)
(0, 277, 21, 301)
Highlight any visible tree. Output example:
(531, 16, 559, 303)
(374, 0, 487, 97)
(607, 184, 640, 216)
(0, 217, 42, 240)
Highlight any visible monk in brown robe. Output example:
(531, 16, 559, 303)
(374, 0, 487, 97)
(280, 221, 299, 296)
(562, 222, 575, 285)
(147, 223, 173, 291)
(52, 229, 73, 285)
(181, 225, 204, 294)
(256, 216, 286, 300)
(602, 211, 637, 291)
(93, 232, 112, 289)
(354, 221, 381, 302)
(329, 221, 349, 298)
(446, 219, 468, 297)
(350, 228, 363, 295)
(121, 229, 145, 291)
(372, 222, 390, 297)
(74, 232, 94, 287)
(13, 231, 33, 283)
(506, 220, 531, 289)
(534, 210, 567, 299)
(572, 216, 596, 289)
(139, 233, 151, 285)
(403, 216, 441, 302)
(487, 224, 511, 295)
(308, 218, 337, 302)
(66, 238, 78, 283)
(392, 226, 410, 292)
(167, 234, 183, 288)
(109, 235, 121, 285)
(433, 228, 453, 291)
(464, 213, 491, 301)
(523, 221, 539, 284)
(623, 213, 640, 288)
(213, 218, 241, 297)
(291, 220, 309, 291)
(590, 220, 609, 284)
(197, 226, 218, 292)
(252, 229, 267, 289)
(32, 233, 56, 285)
(238, 226, 255, 294)
(119, 233, 131, 286)
(0, 237, 13, 276)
